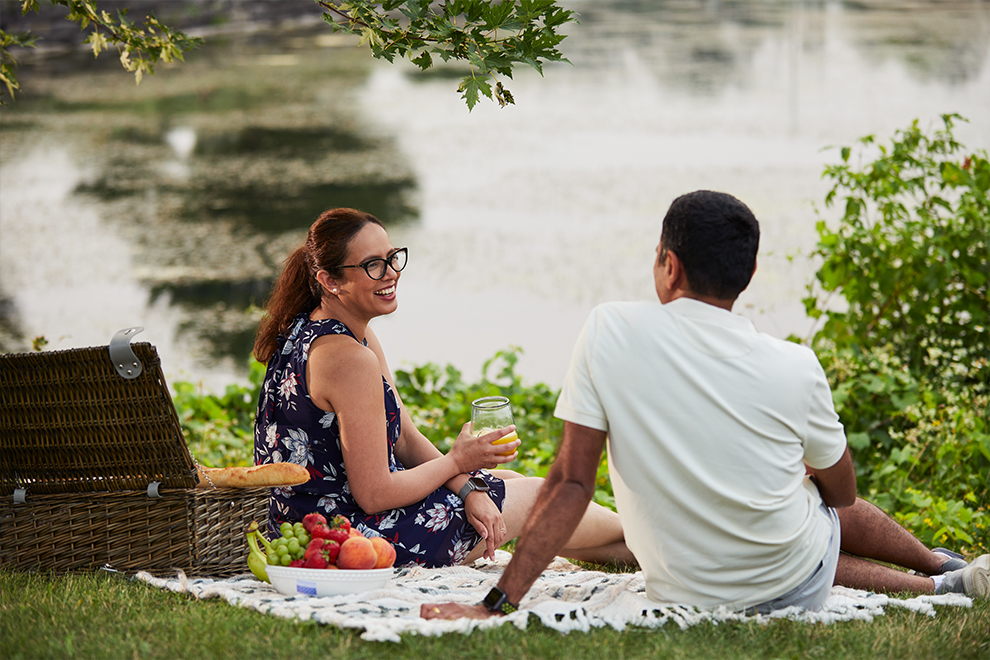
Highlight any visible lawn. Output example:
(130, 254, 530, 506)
(1, 569, 988, 660)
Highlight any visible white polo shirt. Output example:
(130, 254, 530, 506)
(554, 299, 848, 610)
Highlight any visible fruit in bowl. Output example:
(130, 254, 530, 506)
(246, 514, 396, 587)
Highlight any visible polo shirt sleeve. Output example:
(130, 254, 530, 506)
(554, 307, 609, 432)
(802, 355, 848, 470)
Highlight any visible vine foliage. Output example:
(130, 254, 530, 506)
(1, 0, 576, 109)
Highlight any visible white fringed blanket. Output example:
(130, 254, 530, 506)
(135, 551, 972, 643)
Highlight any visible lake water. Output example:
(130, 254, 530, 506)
(1, 0, 988, 392)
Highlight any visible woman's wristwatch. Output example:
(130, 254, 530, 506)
(457, 476, 489, 501)
(482, 586, 518, 615)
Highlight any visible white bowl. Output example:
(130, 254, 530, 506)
(265, 564, 393, 597)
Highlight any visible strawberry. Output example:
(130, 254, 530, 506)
(303, 538, 340, 566)
(322, 540, 341, 565)
(327, 515, 352, 544)
(304, 538, 325, 559)
(289, 558, 306, 568)
(303, 551, 328, 569)
(310, 523, 332, 539)
(329, 515, 351, 532)
(302, 512, 327, 533)
(327, 528, 349, 544)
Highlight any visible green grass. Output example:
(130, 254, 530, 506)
(1, 570, 988, 660)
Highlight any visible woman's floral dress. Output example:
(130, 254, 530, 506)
(254, 314, 506, 567)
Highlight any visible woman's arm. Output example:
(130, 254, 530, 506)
(308, 334, 516, 514)
(364, 328, 518, 494)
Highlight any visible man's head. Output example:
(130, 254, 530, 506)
(657, 190, 760, 303)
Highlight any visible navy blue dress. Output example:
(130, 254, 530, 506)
(253, 314, 506, 567)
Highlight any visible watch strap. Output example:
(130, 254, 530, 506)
(457, 476, 488, 501)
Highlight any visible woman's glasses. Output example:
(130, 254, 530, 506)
(338, 247, 408, 280)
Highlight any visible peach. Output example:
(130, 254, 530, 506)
(369, 537, 397, 569)
(336, 535, 377, 570)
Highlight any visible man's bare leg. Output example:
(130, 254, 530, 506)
(836, 497, 949, 575)
(835, 553, 935, 593)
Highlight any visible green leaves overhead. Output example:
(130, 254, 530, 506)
(1, 1, 575, 109)
(316, 0, 576, 109)
(1, 0, 203, 105)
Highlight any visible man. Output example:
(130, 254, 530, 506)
(423, 190, 989, 619)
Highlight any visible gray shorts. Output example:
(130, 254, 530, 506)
(747, 502, 841, 614)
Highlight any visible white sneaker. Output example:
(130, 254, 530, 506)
(936, 554, 990, 597)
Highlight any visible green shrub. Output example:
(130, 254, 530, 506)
(807, 115, 990, 554)
(395, 347, 616, 508)
(171, 360, 264, 468)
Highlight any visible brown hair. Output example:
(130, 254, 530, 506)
(253, 208, 383, 363)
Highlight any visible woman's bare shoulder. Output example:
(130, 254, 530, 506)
(309, 333, 378, 375)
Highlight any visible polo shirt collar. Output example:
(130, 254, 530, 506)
(663, 297, 758, 357)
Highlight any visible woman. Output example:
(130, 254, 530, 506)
(253, 208, 634, 568)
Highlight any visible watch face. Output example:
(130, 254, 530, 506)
(469, 476, 490, 491)
(483, 587, 504, 608)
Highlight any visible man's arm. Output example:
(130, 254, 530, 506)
(421, 421, 607, 619)
(807, 446, 857, 509)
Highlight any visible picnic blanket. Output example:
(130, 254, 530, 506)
(134, 551, 972, 643)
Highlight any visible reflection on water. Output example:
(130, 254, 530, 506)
(1, 0, 988, 391)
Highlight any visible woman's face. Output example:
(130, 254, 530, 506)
(333, 223, 401, 319)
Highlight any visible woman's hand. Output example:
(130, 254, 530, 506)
(464, 490, 506, 560)
(448, 423, 520, 473)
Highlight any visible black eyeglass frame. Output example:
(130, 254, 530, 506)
(337, 247, 408, 280)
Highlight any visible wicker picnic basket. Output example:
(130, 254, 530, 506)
(0, 329, 268, 577)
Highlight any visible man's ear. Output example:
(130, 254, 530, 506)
(665, 250, 686, 291)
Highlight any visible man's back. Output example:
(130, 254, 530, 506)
(555, 298, 847, 609)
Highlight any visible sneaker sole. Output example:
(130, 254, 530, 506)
(963, 555, 990, 598)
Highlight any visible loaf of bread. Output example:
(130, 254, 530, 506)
(195, 462, 310, 489)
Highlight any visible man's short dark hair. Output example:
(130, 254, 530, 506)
(659, 190, 760, 300)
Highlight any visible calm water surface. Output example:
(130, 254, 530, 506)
(1, 0, 988, 391)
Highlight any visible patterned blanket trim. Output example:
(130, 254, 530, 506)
(134, 551, 972, 643)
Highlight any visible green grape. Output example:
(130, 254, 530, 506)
(292, 522, 306, 536)
(267, 551, 278, 565)
(279, 553, 292, 566)
(287, 538, 300, 555)
(298, 532, 310, 546)
(279, 522, 292, 537)
(276, 544, 289, 557)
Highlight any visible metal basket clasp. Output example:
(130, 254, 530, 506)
(108, 326, 145, 379)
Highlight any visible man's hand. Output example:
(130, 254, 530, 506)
(420, 602, 497, 620)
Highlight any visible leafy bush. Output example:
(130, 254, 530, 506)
(807, 115, 989, 554)
(395, 347, 616, 509)
(171, 360, 265, 468)
(805, 113, 988, 386)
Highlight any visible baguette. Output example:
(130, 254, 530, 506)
(196, 463, 310, 489)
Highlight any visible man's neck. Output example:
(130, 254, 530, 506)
(664, 290, 735, 312)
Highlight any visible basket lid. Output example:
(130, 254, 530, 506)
(0, 340, 199, 494)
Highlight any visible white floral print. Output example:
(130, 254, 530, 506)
(278, 371, 299, 399)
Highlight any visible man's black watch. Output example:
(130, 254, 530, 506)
(482, 586, 518, 615)
(457, 476, 489, 501)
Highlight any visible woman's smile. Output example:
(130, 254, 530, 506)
(375, 284, 396, 299)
